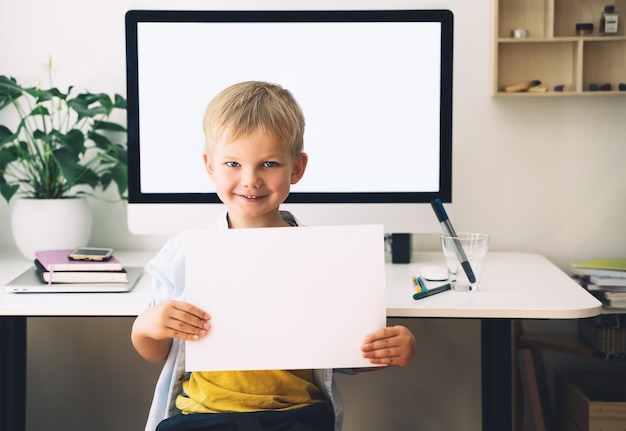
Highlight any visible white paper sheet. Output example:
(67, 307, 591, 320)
(185, 224, 386, 371)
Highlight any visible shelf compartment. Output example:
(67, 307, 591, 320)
(497, 0, 550, 38)
(554, 0, 626, 38)
(496, 41, 578, 94)
(582, 39, 626, 92)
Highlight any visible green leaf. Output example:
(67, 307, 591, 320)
(23, 86, 42, 99)
(93, 121, 126, 132)
(32, 129, 50, 142)
(114, 94, 126, 109)
(88, 131, 114, 150)
(74, 103, 109, 119)
(0, 125, 18, 146)
(28, 105, 51, 117)
(0, 145, 19, 170)
(0, 183, 19, 203)
(0, 76, 24, 110)
(68, 93, 110, 119)
(38, 87, 68, 102)
(110, 163, 128, 196)
(73, 167, 100, 189)
(94, 93, 113, 111)
(0, 75, 22, 92)
(61, 129, 86, 155)
(51, 147, 80, 183)
(112, 143, 127, 164)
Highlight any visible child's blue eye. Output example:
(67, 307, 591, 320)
(263, 161, 279, 167)
(225, 161, 240, 167)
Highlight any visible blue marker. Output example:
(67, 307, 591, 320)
(416, 276, 428, 292)
(411, 276, 426, 292)
(431, 199, 477, 291)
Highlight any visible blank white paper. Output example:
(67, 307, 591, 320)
(185, 224, 386, 371)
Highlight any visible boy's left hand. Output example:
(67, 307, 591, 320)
(361, 325, 416, 366)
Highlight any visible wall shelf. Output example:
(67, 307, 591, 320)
(495, 0, 626, 96)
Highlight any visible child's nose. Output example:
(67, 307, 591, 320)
(241, 168, 262, 188)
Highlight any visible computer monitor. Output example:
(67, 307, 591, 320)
(125, 9, 453, 235)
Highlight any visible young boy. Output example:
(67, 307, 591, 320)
(131, 81, 416, 431)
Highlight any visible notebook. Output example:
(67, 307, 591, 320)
(35, 249, 124, 272)
(4, 267, 143, 293)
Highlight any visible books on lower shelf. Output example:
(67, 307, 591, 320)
(33, 249, 128, 284)
(585, 287, 626, 309)
(569, 257, 626, 276)
(571, 257, 626, 309)
(589, 274, 626, 287)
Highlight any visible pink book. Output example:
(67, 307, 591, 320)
(34, 249, 124, 272)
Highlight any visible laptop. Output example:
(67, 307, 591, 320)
(4, 267, 143, 293)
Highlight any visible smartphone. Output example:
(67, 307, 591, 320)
(68, 247, 114, 261)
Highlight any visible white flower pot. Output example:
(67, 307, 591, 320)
(10, 198, 93, 260)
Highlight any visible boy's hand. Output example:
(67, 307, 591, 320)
(139, 299, 211, 342)
(361, 325, 416, 366)
(132, 300, 210, 363)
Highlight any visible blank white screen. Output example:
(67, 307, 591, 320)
(136, 21, 442, 194)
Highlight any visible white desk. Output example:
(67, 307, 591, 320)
(0, 251, 602, 431)
(0, 251, 153, 316)
(0, 251, 600, 318)
(386, 251, 600, 319)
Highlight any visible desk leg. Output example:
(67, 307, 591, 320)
(482, 319, 512, 431)
(0, 316, 26, 431)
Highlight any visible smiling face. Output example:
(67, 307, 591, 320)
(204, 129, 307, 229)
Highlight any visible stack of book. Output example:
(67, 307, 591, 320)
(570, 258, 626, 309)
(34, 249, 128, 284)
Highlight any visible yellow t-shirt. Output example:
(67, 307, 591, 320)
(176, 370, 329, 414)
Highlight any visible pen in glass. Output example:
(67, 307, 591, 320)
(413, 283, 452, 300)
(430, 199, 477, 290)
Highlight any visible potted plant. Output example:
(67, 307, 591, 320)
(0, 64, 127, 258)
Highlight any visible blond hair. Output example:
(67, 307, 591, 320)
(203, 81, 305, 159)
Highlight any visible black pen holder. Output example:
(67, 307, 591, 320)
(391, 233, 412, 264)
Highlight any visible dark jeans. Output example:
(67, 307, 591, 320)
(156, 403, 334, 431)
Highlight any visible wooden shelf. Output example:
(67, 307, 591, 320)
(495, 0, 626, 96)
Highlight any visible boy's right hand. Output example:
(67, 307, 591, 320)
(139, 299, 211, 341)
(132, 300, 210, 363)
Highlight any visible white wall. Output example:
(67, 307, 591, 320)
(1, 1, 626, 430)
(2, 0, 625, 265)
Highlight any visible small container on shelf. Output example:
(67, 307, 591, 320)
(575, 23, 594, 36)
(600, 5, 619, 35)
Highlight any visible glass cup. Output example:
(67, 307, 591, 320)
(440, 233, 489, 292)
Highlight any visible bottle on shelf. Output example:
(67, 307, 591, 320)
(600, 5, 619, 36)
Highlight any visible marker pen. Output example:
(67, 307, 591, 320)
(411, 276, 422, 292)
(431, 199, 477, 290)
(413, 283, 452, 300)
(416, 276, 428, 292)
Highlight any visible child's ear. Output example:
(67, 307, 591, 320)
(203, 152, 216, 181)
(290, 152, 308, 184)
